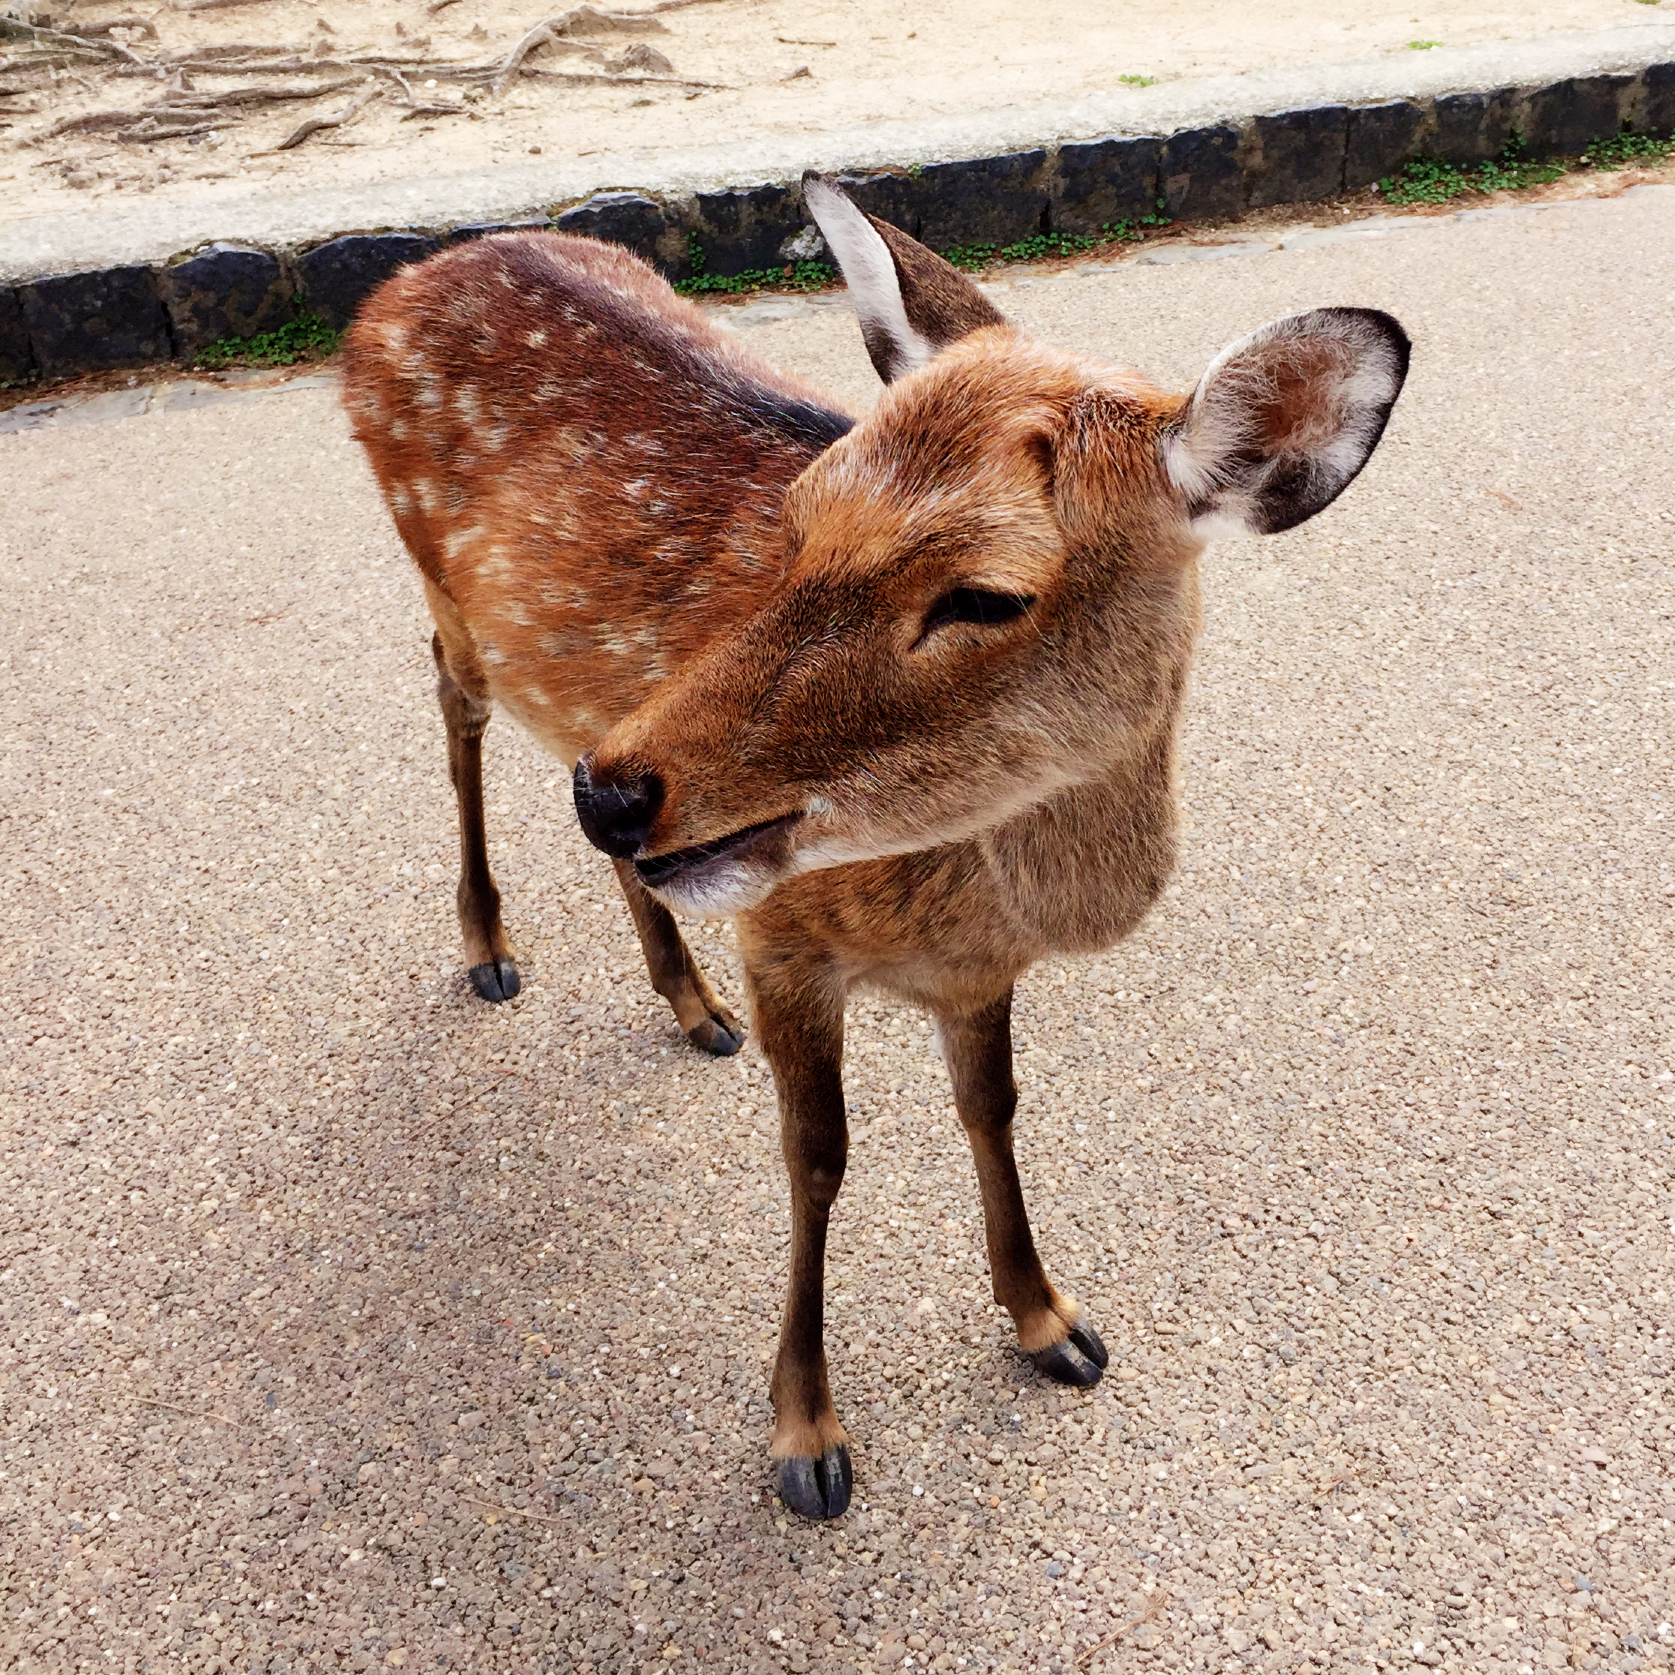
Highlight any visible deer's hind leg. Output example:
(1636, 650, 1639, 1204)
(612, 859, 744, 1056)
(430, 628, 520, 1003)
(940, 990, 1108, 1386)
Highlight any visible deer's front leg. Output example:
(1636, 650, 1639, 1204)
(432, 632, 519, 1003)
(750, 956, 852, 1520)
(940, 990, 1108, 1387)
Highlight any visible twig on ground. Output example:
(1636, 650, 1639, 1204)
(163, 42, 301, 61)
(272, 79, 380, 150)
(519, 66, 725, 87)
(379, 62, 418, 100)
(0, 17, 142, 63)
(429, 0, 463, 11)
(377, 63, 466, 118)
(158, 77, 360, 108)
(1078, 1589, 1171, 1666)
(40, 109, 143, 139)
(457, 1069, 516, 1109)
(109, 44, 300, 74)
(461, 1494, 567, 1526)
(492, 15, 595, 90)
(176, 0, 291, 10)
(137, 1396, 243, 1426)
(1313, 1462, 1364, 1503)
(71, 16, 161, 40)
(119, 119, 223, 142)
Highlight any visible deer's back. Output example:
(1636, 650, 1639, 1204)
(343, 232, 853, 760)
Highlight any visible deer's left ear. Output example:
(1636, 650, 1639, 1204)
(1163, 307, 1411, 538)
(802, 171, 1008, 384)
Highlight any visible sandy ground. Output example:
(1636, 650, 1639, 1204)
(3, 189, 1675, 1674)
(0, 0, 1650, 229)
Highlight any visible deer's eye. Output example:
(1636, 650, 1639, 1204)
(920, 586, 1036, 639)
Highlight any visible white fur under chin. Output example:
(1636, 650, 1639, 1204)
(647, 862, 781, 919)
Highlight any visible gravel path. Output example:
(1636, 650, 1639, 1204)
(2, 190, 1673, 1675)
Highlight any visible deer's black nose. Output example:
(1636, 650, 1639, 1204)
(573, 755, 664, 858)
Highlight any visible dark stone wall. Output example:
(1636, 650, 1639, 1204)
(4, 62, 1667, 385)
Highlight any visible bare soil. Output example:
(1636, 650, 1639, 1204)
(0, 0, 1643, 229)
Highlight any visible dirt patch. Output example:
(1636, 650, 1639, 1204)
(0, 0, 1643, 230)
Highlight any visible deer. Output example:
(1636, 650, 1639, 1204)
(340, 173, 1409, 1520)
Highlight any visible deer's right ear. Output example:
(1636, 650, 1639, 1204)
(802, 171, 1007, 384)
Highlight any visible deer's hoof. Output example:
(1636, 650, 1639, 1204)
(687, 1010, 744, 1057)
(776, 1445, 852, 1520)
(1030, 1319, 1108, 1387)
(468, 957, 521, 1003)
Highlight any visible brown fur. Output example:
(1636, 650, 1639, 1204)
(342, 215, 1406, 1516)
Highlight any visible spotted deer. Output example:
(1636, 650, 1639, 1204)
(341, 174, 1409, 1519)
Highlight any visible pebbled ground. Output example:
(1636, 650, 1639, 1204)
(1, 189, 1673, 1674)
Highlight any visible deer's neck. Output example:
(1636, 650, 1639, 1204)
(980, 726, 1181, 958)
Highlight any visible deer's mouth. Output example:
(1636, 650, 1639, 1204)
(633, 812, 804, 903)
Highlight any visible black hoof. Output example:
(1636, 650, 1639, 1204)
(468, 957, 521, 1003)
(1069, 1318, 1109, 1370)
(1031, 1320, 1107, 1387)
(776, 1446, 852, 1520)
(687, 1012, 744, 1057)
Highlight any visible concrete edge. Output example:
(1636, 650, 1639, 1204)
(3, 61, 1672, 386)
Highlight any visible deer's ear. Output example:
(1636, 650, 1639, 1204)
(1163, 307, 1410, 538)
(802, 171, 1007, 384)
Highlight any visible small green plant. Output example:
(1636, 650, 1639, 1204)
(1406, 39, 1443, 49)
(1583, 127, 1674, 168)
(672, 237, 836, 297)
(942, 204, 1171, 272)
(1377, 156, 1470, 205)
(1117, 74, 1158, 87)
(1475, 133, 1564, 192)
(1378, 136, 1566, 206)
(193, 304, 339, 370)
(942, 231, 1093, 269)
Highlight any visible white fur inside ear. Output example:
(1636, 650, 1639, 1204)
(802, 174, 934, 381)
(1164, 307, 1408, 538)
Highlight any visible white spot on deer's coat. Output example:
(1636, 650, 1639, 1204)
(414, 478, 442, 516)
(442, 525, 483, 561)
(378, 322, 409, 356)
(454, 386, 481, 429)
(389, 484, 414, 518)
(526, 330, 549, 348)
(537, 580, 589, 609)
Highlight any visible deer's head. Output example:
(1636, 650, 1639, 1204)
(575, 176, 1409, 915)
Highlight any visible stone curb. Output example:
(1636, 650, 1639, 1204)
(2, 61, 1671, 387)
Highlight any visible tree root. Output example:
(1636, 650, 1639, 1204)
(273, 80, 380, 150)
